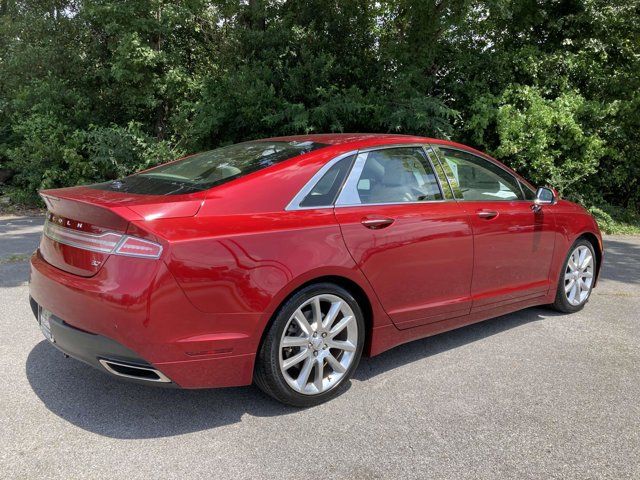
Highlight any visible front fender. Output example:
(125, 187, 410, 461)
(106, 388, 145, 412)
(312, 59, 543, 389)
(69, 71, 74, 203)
(547, 200, 603, 288)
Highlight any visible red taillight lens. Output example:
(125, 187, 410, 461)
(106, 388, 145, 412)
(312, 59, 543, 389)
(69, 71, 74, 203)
(44, 220, 162, 259)
(114, 236, 163, 259)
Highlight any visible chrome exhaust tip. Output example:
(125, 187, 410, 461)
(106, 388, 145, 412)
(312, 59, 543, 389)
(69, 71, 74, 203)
(98, 359, 171, 383)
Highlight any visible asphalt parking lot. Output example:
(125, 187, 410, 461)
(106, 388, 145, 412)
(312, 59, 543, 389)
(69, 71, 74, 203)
(1, 215, 638, 479)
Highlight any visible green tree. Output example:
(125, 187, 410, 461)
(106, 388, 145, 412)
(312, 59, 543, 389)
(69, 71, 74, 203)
(0, 0, 638, 224)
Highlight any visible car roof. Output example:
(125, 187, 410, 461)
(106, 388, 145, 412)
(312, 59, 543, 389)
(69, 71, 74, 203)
(261, 133, 535, 192)
(263, 133, 429, 146)
(261, 133, 488, 157)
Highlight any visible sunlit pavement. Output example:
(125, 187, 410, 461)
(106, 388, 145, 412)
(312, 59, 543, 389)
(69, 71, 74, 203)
(1, 215, 638, 479)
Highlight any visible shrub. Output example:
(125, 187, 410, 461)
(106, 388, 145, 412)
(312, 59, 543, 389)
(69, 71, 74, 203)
(492, 86, 605, 200)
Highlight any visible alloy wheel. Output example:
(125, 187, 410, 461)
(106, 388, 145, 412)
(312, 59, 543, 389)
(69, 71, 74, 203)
(564, 245, 594, 306)
(278, 294, 358, 395)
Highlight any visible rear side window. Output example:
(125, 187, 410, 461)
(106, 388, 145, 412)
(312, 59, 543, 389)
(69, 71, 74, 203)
(300, 155, 355, 207)
(337, 147, 443, 205)
(90, 140, 328, 195)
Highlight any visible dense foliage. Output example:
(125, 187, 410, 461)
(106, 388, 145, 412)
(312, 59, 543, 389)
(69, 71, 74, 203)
(1, 1, 638, 227)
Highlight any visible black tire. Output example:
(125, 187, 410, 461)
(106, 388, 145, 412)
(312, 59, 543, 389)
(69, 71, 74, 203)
(254, 282, 365, 407)
(551, 238, 597, 313)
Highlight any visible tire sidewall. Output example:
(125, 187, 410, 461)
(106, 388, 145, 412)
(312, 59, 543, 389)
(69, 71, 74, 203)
(258, 283, 365, 407)
(555, 239, 596, 313)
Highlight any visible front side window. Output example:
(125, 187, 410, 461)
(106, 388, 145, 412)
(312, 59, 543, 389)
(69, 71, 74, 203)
(337, 147, 442, 205)
(90, 140, 328, 195)
(520, 180, 536, 200)
(437, 148, 524, 201)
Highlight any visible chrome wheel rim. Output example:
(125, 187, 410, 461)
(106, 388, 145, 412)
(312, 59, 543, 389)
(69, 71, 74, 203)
(564, 245, 594, 306)
(279, 294, 358, 395)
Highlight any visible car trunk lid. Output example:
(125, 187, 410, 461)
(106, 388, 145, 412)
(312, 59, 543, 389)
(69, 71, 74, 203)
(39, 186, 204, 277)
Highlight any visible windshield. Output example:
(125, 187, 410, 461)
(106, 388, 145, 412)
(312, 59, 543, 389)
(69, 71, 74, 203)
(90, 140, 328, 195)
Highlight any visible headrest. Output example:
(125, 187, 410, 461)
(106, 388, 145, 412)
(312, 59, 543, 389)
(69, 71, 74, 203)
(382, 156, 420, 187)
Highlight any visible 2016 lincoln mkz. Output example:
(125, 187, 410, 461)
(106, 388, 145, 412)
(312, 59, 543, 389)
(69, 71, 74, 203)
(29, 134, 603, 406)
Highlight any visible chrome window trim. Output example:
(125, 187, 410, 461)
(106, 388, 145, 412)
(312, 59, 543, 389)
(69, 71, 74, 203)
(425, 145, 457, 201)
(427, 145, 458, 202)
(334, 199, 449, 208)
(335, 144, 445, 206)
(335, 151, 368, 205)
(287, 143, 493, 211)
(357, 142, 430, 153)
(285, 150, 358, 211)
(431, 144, 533, 203)
(421, 145, 452, 201)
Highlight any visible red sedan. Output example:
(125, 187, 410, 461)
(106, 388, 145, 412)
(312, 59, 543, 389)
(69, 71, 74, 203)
(29, 134, 603, 406)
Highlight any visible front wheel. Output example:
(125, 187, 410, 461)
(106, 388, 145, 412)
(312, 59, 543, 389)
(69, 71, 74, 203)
(254, 283, 365, 407)
(551, 239, 596, 313)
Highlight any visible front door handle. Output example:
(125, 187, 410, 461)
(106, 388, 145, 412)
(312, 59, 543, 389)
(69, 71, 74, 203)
(477, 210, 499, 220)
(361, 216, 395, 230)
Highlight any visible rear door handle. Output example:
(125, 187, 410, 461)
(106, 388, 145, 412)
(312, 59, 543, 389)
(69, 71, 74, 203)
(361, 216, 395, 230)
(477, 210, 499, 220)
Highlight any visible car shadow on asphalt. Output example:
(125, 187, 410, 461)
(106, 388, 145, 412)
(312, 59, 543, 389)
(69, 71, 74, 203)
(25, 306, 559, 440)
(26, 340, 292, 439)
(353, 307, 559, 382)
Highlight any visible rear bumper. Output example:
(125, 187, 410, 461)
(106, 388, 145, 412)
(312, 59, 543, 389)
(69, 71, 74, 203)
(29, 251, 259, 388)
(30, 297, 177, 386)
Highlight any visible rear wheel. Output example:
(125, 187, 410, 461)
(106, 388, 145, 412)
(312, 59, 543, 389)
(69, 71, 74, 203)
(551, 239, 596, 313)
(254, 283, 365, 407)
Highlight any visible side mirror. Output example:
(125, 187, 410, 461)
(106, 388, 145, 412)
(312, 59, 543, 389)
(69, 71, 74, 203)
(532, 186, 557, 212)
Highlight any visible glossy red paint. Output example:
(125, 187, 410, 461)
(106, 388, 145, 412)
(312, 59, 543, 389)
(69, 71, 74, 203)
(334, 202, 474, 328)
(461, 200, 556, 308)
(29, 134, 602, 388)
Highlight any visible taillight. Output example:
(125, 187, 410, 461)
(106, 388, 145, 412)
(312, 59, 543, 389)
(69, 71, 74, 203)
(43, 220, 162, 259)
(114, 236, 163, 258)
(44, 221, 122, 253)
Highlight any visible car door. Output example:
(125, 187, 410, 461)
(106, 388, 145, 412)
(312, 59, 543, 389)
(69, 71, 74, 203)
(333, 145, 474, 329)
(433, 146, 556, 310)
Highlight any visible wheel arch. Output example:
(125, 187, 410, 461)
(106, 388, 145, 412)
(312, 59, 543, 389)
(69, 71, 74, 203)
(256, 274, 376, 363)
(576, 231, 603, 286)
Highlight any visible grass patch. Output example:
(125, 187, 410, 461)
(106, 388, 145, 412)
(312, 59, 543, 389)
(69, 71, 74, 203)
(0, 253, 32, 265)
(589, 205, 640, 235)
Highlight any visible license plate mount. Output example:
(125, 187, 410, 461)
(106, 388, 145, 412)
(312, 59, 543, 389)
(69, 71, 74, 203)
(39, 307, 55, 343)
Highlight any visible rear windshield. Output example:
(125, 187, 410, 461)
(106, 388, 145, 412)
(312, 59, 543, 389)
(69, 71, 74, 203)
(90, 140, 327, 195)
